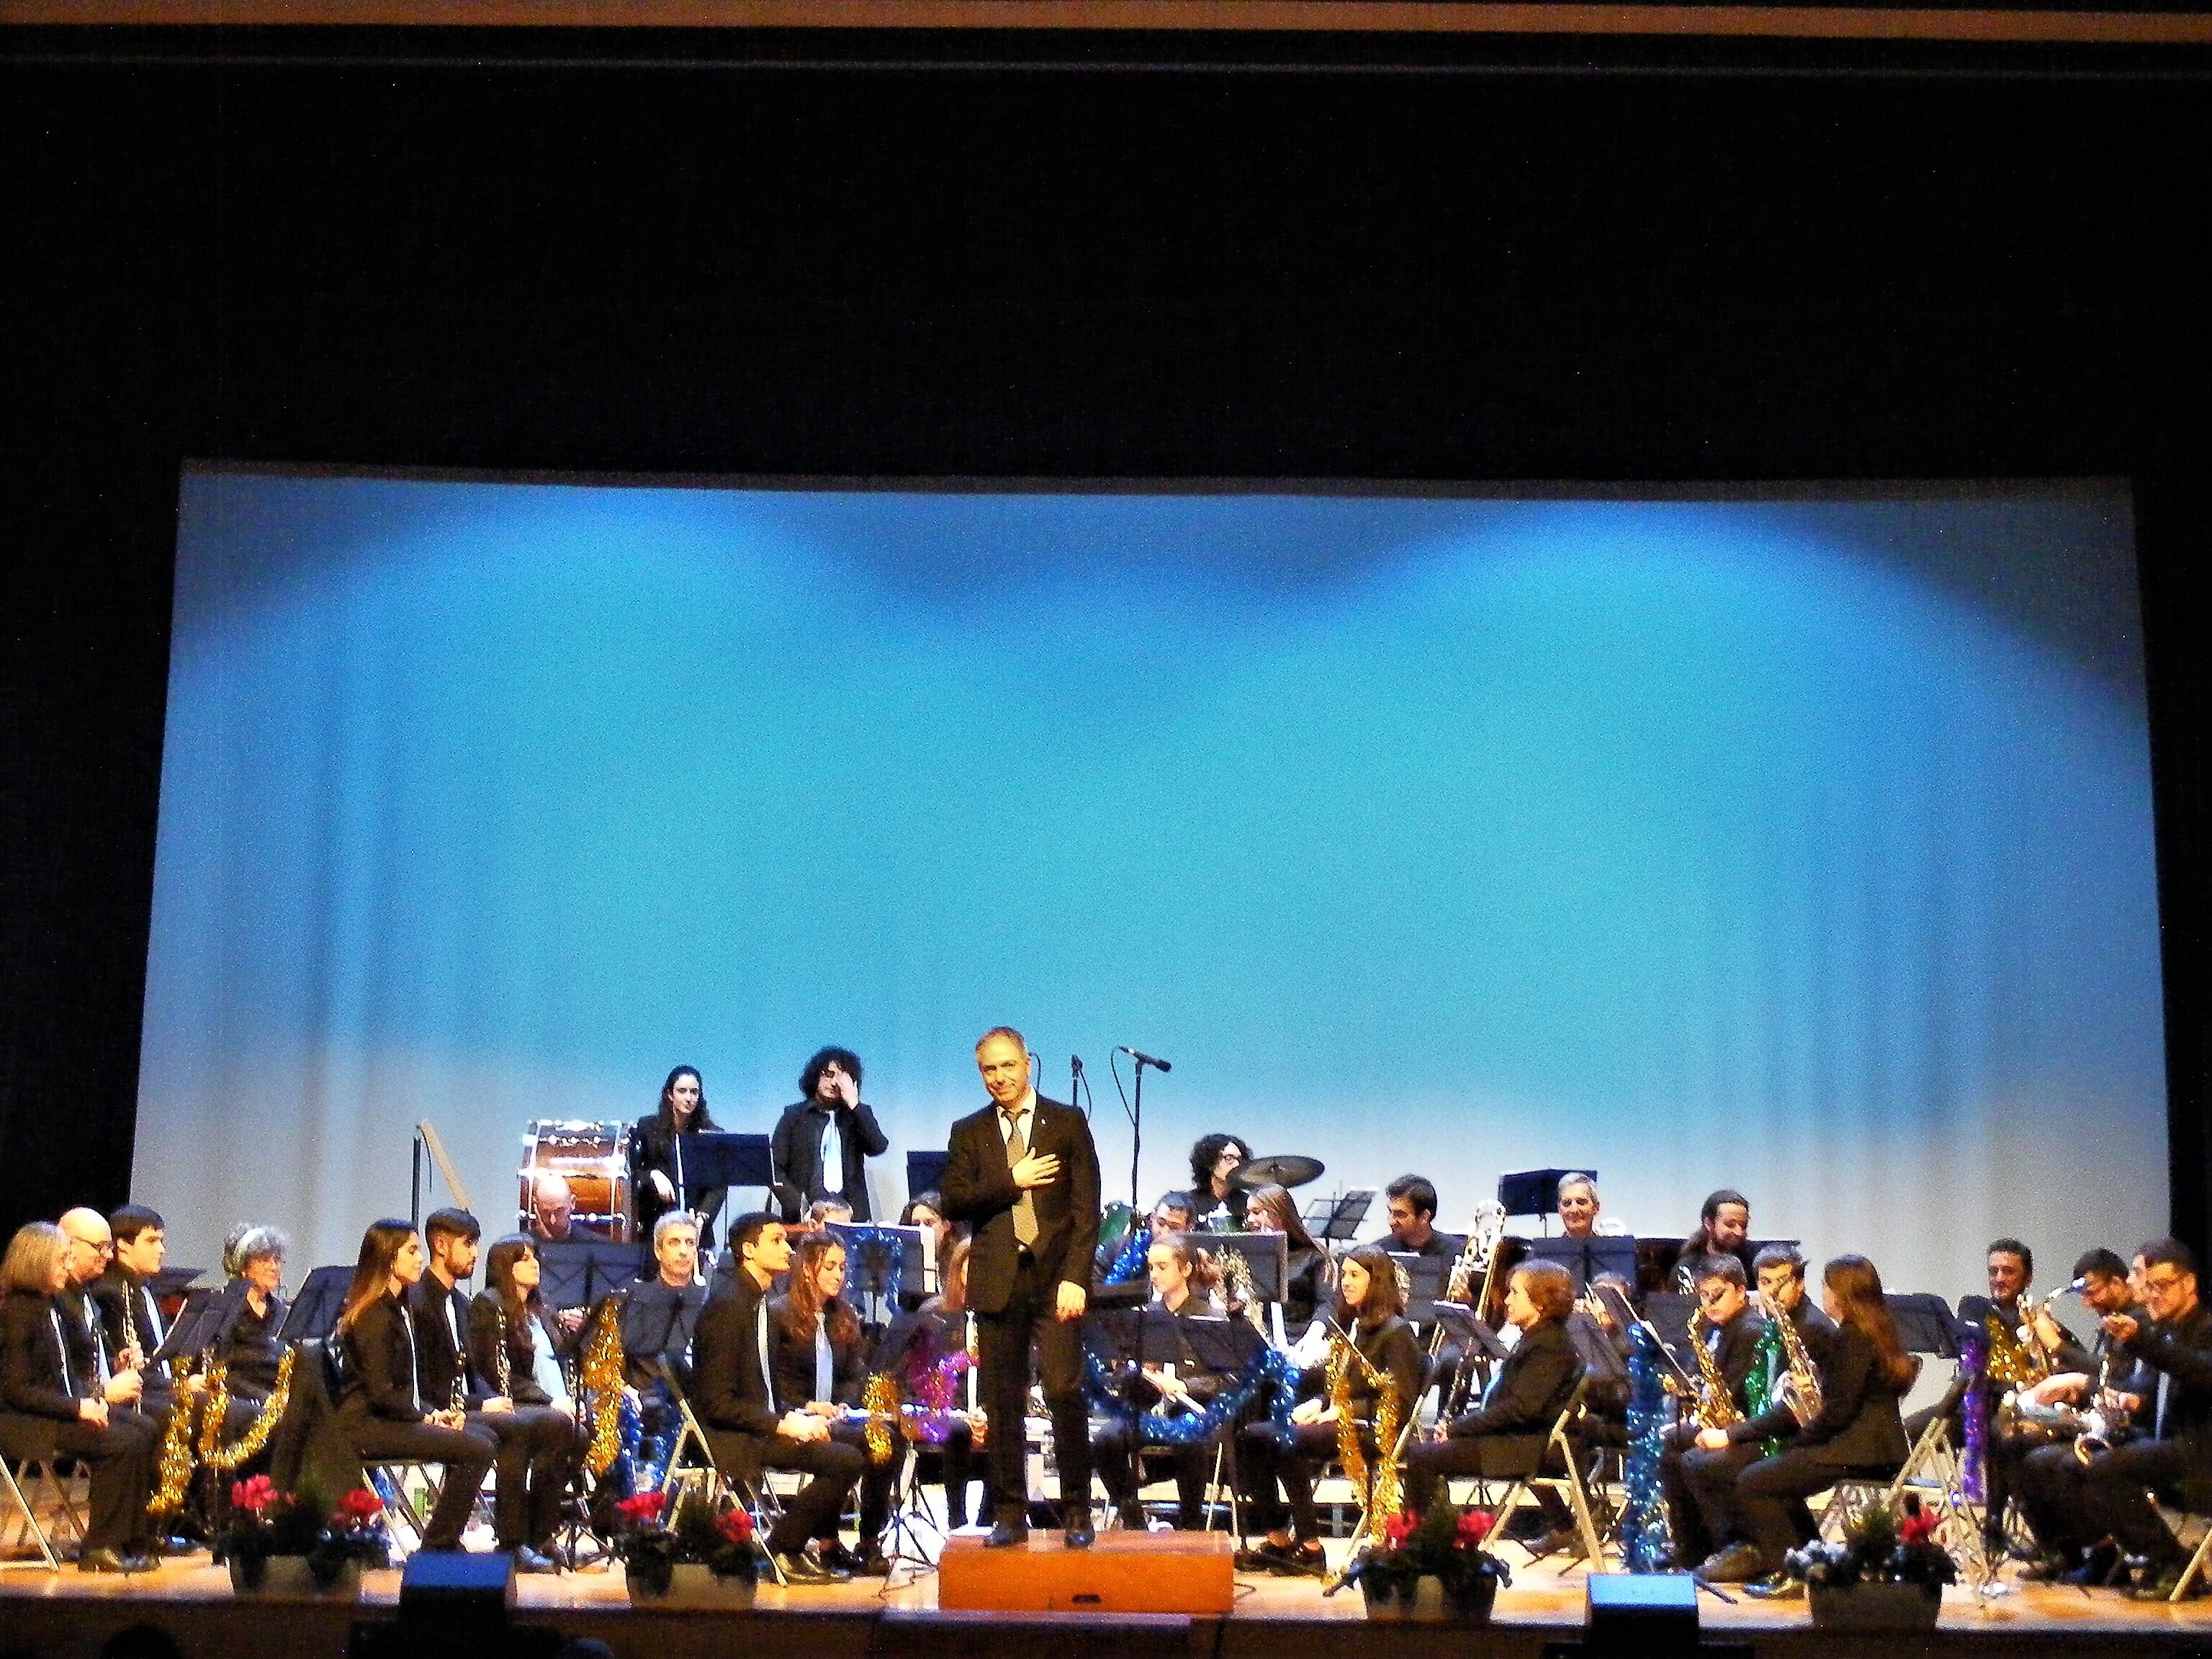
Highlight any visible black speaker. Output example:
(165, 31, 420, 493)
(1585, 1573, 1698, 1655)
(397, 1550, 517, 1620)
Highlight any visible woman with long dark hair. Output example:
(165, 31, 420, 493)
(1688, 1253, 1915, 1593)
(334, 1219, 497, 1552)
(768, 1235, 899, 1574)
(1236, 1241, 1421, 1575)
(1241, 1182, 1334, 1334)
(468, 1235, 583, 1563)
(0, 1220, 160, 1570)
(630, 1065, 727, 1247)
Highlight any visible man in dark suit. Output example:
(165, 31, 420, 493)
(770, 1046, 891, 1224)
(940, 1025, 1102, 1548)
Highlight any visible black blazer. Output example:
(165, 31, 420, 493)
(56, 1286, 110, 1393)
(209, 1280, 289, 1401)
(338, 1292, 430, 1422)
(91, 1269, 171, 1391)
(1297, 1313, 1423, 1427)
(1728, 1320, 1910, 1467)
(2115, 1300, 2212, 1440)
(1, 1289, 88, 1420)
(767, 1295, 865, 1410)
(691, 1277, 782, 1440)
(408, 1275, 487, 1408)
(1452, 1316, 1581, 1438)
(619, 1277, 707, 1392)
(1711, 1305, 1766, 1407)
(631, 1115, 729, 1246)
(467, 1292, 564, 1408)
(769, 1100, 889, 1223)
(940, 1095, 1102, 1314)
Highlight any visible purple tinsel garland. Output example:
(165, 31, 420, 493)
(1959, 1328, 1987, 1503)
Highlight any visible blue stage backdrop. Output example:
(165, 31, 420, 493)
(137, 472, 2165, 1298)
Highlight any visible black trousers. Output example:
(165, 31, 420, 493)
(346, 1415, 500, 1551)
(1, 1406, 158, 1552)
(468, 1405, 578, 1549)
(1402, 1429, 1572, 1529)
(1240, 1419, 1360, 1539)
(2017, 1437, 2191, 1565)
(1676, 1438, 1763, 1560)
(921, 1421, 979, 1528)
(1727, 1445, 1899, 1565)
(975, 1251, 1091, 1519)
(827, 1417, 906, 1546)
(706, 1429, 867, 1557)
(1094, 1418, 1215, 1528)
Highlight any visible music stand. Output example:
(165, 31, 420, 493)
(537, 1238, 649, 1310)
(1390, 1252, 1452, 1323)
(1890, 1293, 1965, 1358)
(907, 1150, 950, 1200)
(1527, 1235, 1640, 1294)
(153, 1287, 225, 1364)
(683, 1130, 773, 1215)
(1429, 1303, 1511, 1365)
(1182, 1315, 1267, 1374)
(829, 1223, 926, 1328)
(1639, 1292, 1698, 1362)
(1498, 1169, 1594, 1226)
(1304, 1190, 1374, 1245)
(1172, 1231, 1289, 1304)
(279, 1265, 356, 1341)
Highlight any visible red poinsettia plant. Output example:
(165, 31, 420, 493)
(611, 1487, 762, 1591)
(1785, 1496, 1958, 1591)
(1355, 1503, 1511, 1599)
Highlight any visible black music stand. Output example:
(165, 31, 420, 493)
(683, 1130, 773, 1227)
(279, 1265, 356, 1341)
(907, 1149, 950, 1200)
(536, 1238, 649, 1310)
(1084, 1306, 1189, 1370)
(829, 1223, 926, 1329)
(1172, 1231, 1289, 1304)
(153, 1287, 226, 1364)
(1640, 1292, 1698, 1361)
(1889, 1292, 1965, 1358)
(1498, 1169, 1595, 1229)
(1304, 1190, 1374, 1245)
(1182, 1315, 1268, 1374)
(1527, 1235, 1640, 1294)
(1429, 1303, 1511, 1365)
(1390, 1252, 1452, 1322)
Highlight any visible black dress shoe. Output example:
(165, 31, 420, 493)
(1697, 1542, 1768, 1584)
(819, 1541, 865, 1575)
(855, 1549, 892, 1577)
(1744, 1571, 1806, 1600)
(772, 1550, 842, 1586)
(985, 1519, 1030, 1548)
(78, 1547, 132, 1573)
(512, 1545, 560, 1574)
(1064, 1510, 1095, 1550)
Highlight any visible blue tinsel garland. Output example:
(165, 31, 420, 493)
(1084, 1341, 1301, 1445)
(1622, 1324, 1674, 1572)
(1102, 1225, 1153, 1286)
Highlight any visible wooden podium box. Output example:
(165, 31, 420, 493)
(937, 1530, 1235, 1614)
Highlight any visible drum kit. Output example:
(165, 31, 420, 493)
(1093, 1149, 1330, 1269)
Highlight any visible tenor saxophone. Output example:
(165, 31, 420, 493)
(1685, 1308, 1744, 1429)
(1773, 1304, 1823, 1426)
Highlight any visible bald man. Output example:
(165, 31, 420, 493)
(57, 1208, 145, 1413)
(528, 1174, 577, 1241)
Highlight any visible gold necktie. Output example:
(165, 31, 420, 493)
(1004, 1112, 1039, 1247)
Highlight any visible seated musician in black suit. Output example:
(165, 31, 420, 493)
(691, 1211, 863, 1586)
(1688, 1254, 1913, 1596)
(1657, 1254, 1766, 1572)
(1094, 1234, 1236, 1532)
(2014, 1238, 2212, 1594)
(1, 1220, 160, 1571)
(1238, 1242, 1422, 1575)
(1401, 1259, 1583, 1524)
(467, 1236, 585, 1568)
(331, 1220, 498, 1553)
(767, 1232, 900, 1575)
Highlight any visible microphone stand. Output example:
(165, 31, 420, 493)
(1130, 1059, 1144, 1213)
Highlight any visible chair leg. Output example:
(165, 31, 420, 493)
(1558, 1455, 1608, 1574)
(2172, 1516, 2212, 1602)
(3, 1460, 62, 1570)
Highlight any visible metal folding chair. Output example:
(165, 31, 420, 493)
(2, 1454, 85, 1570)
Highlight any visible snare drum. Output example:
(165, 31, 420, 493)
(518, 1119, 634, 1242)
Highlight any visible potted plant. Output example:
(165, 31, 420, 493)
(1789, 1499, 1956, 1629)
(1349, 1505, 1511, 1622)
(615, 1488, 762, 1606)
(223, 1478, 374, 1596)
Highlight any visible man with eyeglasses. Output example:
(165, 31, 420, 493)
(2015, 1239, 2212, 1595)
(1663, 1256, 1774, 1578)
(55, 1209, 143, 1414)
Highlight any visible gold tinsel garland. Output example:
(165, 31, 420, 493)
(147, 1359, 201, 1518)
(580, 1300, 627, 1480)
(199, 1347, 296, 1473)
(1325, 1331, 1404, 1522)
(862, 1372, 899, 1465)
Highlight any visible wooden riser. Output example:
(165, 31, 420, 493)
(938, 1530, 1236, 1614)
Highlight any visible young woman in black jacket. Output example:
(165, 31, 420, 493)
(0, 1221, 159, 1570)
(468, 1236, 583, 1562)
(1237, 1242, 1422, 1576)
(768, 1233, 898, 1574)
(333, 1219, 498, 1552)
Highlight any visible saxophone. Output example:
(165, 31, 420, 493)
(1984, 1309, 2050, 1390)
(1218, 1248, 1267, 1338)
(1683, 1308, 1743, 1429)
(1773, 1304, 1822, 1426)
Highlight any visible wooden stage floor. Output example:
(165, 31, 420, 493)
(9, 1536, 2212, 1659)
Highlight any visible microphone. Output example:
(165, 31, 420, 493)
(1071, 1055, 1085, 1074)
(1118, 1046, 1172, 1073)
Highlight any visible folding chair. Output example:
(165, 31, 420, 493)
(1459, 1379, 1608, 1573)
(2162, 1506, 2212, 1601)
(3, 1453, 85, 1570)
(652, 1360, 788, 1586)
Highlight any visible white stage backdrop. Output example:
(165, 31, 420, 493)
(135, 474, 2168, 1301)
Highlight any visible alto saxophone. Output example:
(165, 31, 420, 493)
(1683, 1308, 1743, 1429)
(1218, 1247, 1268, 1339)
(1773, 1303, 1823, 1426)
(1984, 1309, 2050, 1390)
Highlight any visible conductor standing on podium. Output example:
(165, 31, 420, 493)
(941, 1025, 1102, 1549)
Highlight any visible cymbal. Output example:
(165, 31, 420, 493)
(1233, 1154, 1325, 1191)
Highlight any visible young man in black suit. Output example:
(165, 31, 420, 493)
(940, 1025, 1102, 1548)
(770, 1046, 891, 1223)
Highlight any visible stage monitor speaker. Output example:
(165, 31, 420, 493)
(1585, 1573, 1697, 1655)
(398, 1549, 517, 1620)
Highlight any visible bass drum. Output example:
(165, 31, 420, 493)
(1094, 1201, 1138, 1272)
(518, 1119, 634, 1242)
